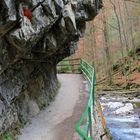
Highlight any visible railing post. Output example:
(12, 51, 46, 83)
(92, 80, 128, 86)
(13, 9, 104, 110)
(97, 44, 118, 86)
(91, 63, 95, 107)
(86, 63, 88, 77)
(80, 59, 82, 70)
(88, 107, 93, 139)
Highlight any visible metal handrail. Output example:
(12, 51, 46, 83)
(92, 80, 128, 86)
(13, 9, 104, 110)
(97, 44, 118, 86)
(57, 58, 81, 73)
(57, 58, 95, 139)
(75, 59, 95, 140)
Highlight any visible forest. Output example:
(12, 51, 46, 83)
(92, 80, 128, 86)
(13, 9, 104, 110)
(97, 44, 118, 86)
(73, 0, 140, 90)
(70, 1, 140, 138)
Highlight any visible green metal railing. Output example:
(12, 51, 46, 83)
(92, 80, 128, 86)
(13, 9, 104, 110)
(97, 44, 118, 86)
(57, 58, 81, 73)
(57, 58, 95, 140)
(75, 59, 95, 140)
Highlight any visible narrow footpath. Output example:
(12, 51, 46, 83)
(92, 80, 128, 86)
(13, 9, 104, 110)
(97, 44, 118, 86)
(18, 74, 89, 140)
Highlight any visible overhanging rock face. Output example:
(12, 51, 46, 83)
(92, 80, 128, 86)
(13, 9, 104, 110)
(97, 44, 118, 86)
(0, 0, 102, 134)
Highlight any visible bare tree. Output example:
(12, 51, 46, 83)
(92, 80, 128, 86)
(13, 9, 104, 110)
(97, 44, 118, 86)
(101, 8, 112, 85)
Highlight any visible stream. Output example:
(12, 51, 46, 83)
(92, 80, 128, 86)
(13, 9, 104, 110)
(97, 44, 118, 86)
(99, 92, 140, 140)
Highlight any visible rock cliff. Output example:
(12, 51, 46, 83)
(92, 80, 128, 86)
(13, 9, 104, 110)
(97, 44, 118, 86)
(0, 0, 102, 134)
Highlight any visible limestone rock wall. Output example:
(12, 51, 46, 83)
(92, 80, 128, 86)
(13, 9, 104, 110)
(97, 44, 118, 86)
(0, 0, 102, 134)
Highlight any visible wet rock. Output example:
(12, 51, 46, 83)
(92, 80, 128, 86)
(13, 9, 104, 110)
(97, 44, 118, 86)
(113, 103, 133, 115)
(63, 3, 77, 33)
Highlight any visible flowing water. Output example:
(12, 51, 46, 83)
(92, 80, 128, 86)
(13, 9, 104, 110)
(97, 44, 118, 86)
(99, 93, 140, 140)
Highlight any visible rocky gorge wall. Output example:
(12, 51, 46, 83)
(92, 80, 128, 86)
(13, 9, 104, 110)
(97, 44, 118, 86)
(0, 0, 102, 135)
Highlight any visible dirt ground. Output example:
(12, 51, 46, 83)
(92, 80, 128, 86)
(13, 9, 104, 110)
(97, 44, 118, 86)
(18, 74, 89, 140)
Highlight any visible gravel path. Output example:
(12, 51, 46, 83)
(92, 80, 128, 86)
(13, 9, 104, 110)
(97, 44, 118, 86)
(18, 74, 89, 140)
